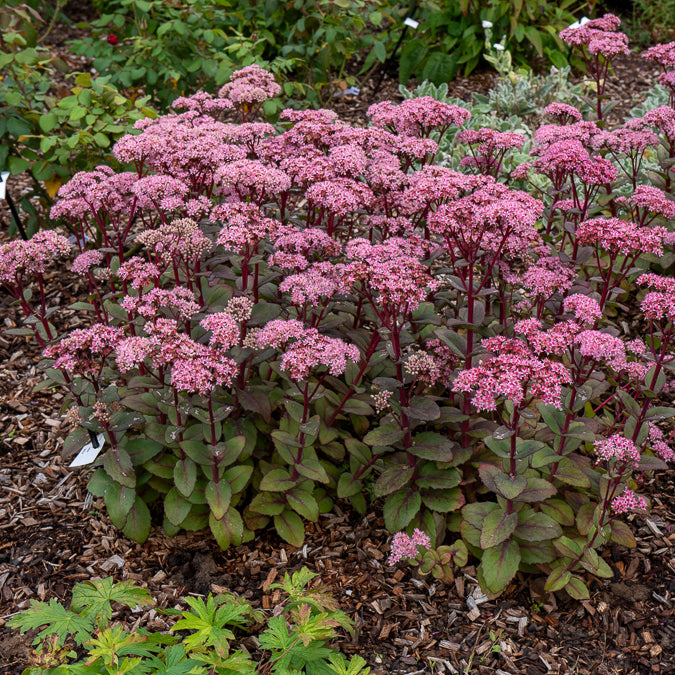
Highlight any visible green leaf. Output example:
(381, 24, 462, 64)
(480, 509, 518, 549)
(462, 501, 499, 530)
(224, 464, 253, 494)
(338, 473, 363, 498)
(512, 477, 557, 503)
(7, 599, 94, 647)
(123, 497, 151, 543)
(274, 509, 306, 547)
(180, 440, 213, 465)
(406, 397, 441, 422)
(39, 112, 59, 133)
(249, 492, 286, 516)
(165, 487, 192, 526)
(555, 457, 591, 487)
(103, 447, 136, 488)
(609, 520, 636, 548)
(493, 472, 527, 500)
(399, 38, 428, 83)
(373, 465, 415, 497)
(383, 489, 421, 531)
(295, 457, 330, 483)
(363, 424, 405, 447)
(209, 509, 244, 549)
(174, 457, 197, 496)
(205, 479, 232, 520)
(171, 593, 251, 656)
(421, 487, 465, 512)
(513, 509, 562, 542)
(410, 431, 456, 461)
(415, 466, 461, 490)
(421, 51, 458, 85)
(553, 535, 583, 559)
(544, 565, 572, 592)
(564, 575, 590, 600)
(87, 468, 111, 497)
(71, 578, 153, 626)
(104, 482, 135, 529)
(540, 499, 575, 527)
(124, 437, 164, 464)
(480, 539, 521, 595)
(287, 489, 319, 521)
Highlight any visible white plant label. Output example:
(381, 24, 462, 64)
(0, 172, 9, 200)
(404, 17, 419, 29)
(70, 433, 105, 467)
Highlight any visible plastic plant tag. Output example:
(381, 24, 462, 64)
(0, 172, 9, 200)
(70, 433, 106, 467)
(404, 17, 419, 29)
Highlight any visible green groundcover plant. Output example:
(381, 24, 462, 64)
(8, 569, 369, 674)
(0, 1, 156, 236)
(69, 0, 398, 108)
(3, 15, 675, 602)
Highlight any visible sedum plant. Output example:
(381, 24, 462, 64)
(8, 569, 369, 674)
(4, 17, 675, 602)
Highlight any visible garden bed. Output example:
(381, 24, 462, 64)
(2, 4, 675, 675)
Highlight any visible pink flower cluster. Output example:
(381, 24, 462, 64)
(252, 319, 359, 380)
(44, 324, 123, 375)
(0, 231, 71, 284)
(639, 273, 675, 323)
(368, 97, 471, 138)
(559, 14, 629, 57)
(388, 529, 431, 565)
(563, 294, 603, 325)
(576, 217, 667, 256)
(544, 103, 583, 125)
(218, 64, 281, 107)
(594, 435, 641, 466)
(452, 337, 571, 411)
(611, 488, 647, 513)
(344, 237, 437, 314)
(121, 287, 200, 321)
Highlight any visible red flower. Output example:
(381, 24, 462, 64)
(107, 34, 119, 45)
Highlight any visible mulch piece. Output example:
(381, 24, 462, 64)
(2, 8, 675, 674)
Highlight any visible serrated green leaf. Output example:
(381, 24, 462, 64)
(71, 577, 153, 626)
(7, 599, 94, 647)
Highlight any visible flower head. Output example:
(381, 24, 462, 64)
(388, 529, 431, 565)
